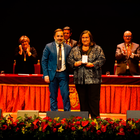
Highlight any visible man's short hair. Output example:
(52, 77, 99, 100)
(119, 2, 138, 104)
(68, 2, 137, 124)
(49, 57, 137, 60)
(54, 28, 63, 36)
(63, 26, 72, 33)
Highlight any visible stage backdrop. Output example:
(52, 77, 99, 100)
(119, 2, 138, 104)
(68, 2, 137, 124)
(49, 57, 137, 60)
(1, 2, 140, 74)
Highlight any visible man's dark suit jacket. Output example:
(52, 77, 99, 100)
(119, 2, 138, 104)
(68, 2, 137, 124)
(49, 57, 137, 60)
(70, 39, 77, 48)
(41, 41, 71, 81)
(115, 42, 140, 75)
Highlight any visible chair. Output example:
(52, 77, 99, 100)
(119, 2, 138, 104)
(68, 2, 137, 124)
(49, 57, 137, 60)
(13, 60, 41, 74)
(114, 60, 118, 75)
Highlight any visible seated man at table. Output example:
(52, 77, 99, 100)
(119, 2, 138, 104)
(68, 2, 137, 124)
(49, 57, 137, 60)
(14, 35, 37, 74)
(115, 31, 140, 75)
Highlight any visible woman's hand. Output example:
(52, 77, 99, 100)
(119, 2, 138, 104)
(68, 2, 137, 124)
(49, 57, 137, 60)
(85, 63, 94, 68)
(74, 61, 82, 67)
(19, 45, 23, 55)
(27, 45, 32, 56)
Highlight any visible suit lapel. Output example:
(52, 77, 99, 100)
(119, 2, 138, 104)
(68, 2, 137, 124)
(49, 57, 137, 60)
(131, 43, 138, 52)
(52, 42, 57, 63)
(52, 41, 57, 52)
(121, 43, 127, 53)
(124, 42, 137, 53)
(123, 43, 126, 49)
(63, 43, 67, 62)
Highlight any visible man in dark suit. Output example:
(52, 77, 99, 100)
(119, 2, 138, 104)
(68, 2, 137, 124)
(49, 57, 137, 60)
(115, 31, 140, 75)
(63, 26, 77, 48)
(41, 28, 71, 111)
(63, 26, 77, 74)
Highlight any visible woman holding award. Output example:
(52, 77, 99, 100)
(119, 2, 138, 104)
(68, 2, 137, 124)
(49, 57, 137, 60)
(67, 30, 106, 118)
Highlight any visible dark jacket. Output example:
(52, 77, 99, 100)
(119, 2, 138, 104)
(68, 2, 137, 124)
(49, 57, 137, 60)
(115, 42, 140, 75)
(67, 45, 106, 84)
(70, 39, 77, 48)
(15, 47, 37, 74)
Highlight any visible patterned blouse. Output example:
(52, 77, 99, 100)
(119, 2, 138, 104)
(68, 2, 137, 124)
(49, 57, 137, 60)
(67, 45, 106, 84)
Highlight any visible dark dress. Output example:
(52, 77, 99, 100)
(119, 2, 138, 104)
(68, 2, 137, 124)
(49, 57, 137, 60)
(67, 45, 106, 118)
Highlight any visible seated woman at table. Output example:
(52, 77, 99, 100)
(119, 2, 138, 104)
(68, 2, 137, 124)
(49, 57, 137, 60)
(14, 35, 37, 74)
(67, 30, 106, 118)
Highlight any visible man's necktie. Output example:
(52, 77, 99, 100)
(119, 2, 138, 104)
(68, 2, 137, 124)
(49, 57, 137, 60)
(127, 44, 131, 57)
(57, 44, 62, 70)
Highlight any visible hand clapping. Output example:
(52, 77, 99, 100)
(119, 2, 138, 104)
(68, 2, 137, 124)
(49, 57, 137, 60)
(19, 45, 23, 55)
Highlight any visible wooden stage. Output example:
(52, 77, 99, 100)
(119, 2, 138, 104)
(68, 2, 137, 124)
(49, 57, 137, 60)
(3, 111, 126, 121)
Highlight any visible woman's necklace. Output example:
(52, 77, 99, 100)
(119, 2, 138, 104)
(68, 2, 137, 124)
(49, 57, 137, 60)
(82, 45, 89, 52)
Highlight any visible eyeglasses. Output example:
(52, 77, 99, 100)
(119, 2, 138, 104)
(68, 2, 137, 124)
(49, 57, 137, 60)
(124, 35, 132, 37)
(82, 37, 90, 39)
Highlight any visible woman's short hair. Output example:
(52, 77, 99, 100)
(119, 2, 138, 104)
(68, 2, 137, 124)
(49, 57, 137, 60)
(19, 35, 30, 44)
(77, 30, 96, 47)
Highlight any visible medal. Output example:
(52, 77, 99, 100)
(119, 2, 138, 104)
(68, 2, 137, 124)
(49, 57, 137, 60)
(24, 57, 26, 61)
(24, 53, 26, 61)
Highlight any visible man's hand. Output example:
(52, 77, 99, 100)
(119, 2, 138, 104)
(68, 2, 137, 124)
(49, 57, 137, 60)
(122, 46, 126, 55)
(44, 76, 50, 83)
(130, 53, 134, 59)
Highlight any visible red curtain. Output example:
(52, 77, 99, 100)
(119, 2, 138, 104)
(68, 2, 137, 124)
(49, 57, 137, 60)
(100, 85, 140, 113)
(0, 85, 50, 112)
(0, 84, 140, 113)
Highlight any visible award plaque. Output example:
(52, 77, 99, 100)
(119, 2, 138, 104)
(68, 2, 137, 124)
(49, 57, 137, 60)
(82, 55, 88, 64)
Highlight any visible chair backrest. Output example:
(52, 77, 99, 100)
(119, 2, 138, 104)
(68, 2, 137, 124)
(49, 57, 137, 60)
(114, 60, 117, 75)
(13, 60, 41, 74)
(34, 60, 41, 74)
(139, 60, 140, 73)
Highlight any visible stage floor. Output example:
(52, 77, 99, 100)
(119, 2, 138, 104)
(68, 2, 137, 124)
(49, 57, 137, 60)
(3, 111, 126, 121)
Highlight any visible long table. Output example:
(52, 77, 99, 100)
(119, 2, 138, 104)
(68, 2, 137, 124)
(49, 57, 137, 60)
(0, 74, 140, 113)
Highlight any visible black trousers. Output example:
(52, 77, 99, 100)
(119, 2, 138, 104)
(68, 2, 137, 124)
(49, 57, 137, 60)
(76, 84, 101, 118)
